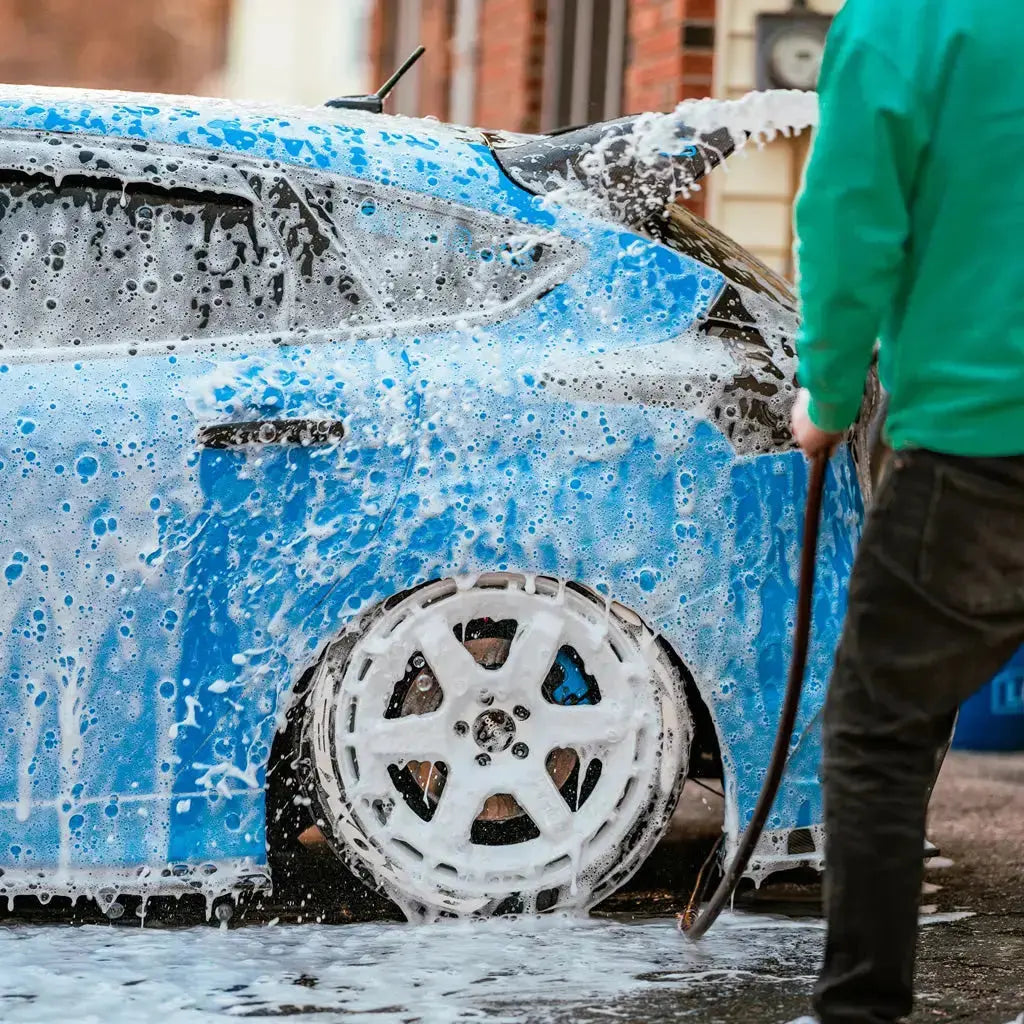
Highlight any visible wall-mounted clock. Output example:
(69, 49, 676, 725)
(755, 10, 834, 92)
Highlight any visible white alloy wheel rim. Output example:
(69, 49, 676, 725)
(306, 575, 689, 917)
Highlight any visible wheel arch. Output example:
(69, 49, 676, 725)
(267, 573, 729, 788)
(265, 575, 728, 828)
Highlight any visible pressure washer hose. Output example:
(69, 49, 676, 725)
(681, 449, 830, 940)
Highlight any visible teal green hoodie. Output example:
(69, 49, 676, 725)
(794, 0, 1024, 455)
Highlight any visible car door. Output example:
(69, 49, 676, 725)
(0, 131, 415, 882)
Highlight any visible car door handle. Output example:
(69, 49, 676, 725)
(198, 419, 346, 449)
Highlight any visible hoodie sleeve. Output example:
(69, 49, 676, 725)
(794, 7, 925, 432)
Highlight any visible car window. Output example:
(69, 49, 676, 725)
(246, 168, 583, 338)
(0, 169, 288, 354)
(338, 184, 579, 331)
(243, 171, 376, 334)
(0, 130, 582, 356)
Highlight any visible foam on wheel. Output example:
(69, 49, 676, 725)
(302, 574, 691, 919)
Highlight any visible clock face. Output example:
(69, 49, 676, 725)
(770, 30, 825, 90)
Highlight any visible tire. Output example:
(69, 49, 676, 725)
(302, 573, 691, 919)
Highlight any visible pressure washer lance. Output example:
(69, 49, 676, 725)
(679, 449, 829, 940)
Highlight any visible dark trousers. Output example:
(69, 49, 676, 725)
(813, 449, 1024, 1023)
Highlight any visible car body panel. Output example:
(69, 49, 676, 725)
(0, 86, 857, 901)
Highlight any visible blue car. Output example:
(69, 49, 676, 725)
(0, 84, 866, 920)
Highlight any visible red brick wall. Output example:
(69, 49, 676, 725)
(371, 1, 719, 131)
(0, 0, 230, 94)
(417, 0, 455, 120)
(624, 0, 686, 113)
(625, 0, 716, 109)
(371, 0, 454, 119)
(369, 1, 391, 92)
(680, 0, 716, 100)
(475, 0, 546, 132)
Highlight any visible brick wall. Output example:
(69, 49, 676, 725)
(475, 0, 546, 133)
(371, 0, 455, 119)
(374, 0, 546, 132)
(0, 0, 230, 95)
(369, 1, 392, 96)
(624, 0, 716, 110)
(373, 1, 719, 132)
(623, 0, 685, 112)
(680, 0, 716, 99)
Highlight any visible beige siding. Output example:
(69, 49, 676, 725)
(721, 197, 792, 248)
(223, 0, 371, 106)
(707, 0, 846, 278)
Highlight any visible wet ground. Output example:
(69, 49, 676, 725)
(596, 751, 1024, 1023)
(1, 753, 1021, 1023)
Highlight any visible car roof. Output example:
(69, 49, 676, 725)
(0, 82, 497, 155)
(0, 82, 479, 133)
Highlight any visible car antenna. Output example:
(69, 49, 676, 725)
(325, 46, 426, 114)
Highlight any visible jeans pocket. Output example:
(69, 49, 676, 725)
(856, 451, 934, 582)
(918, 463, 1024, 616)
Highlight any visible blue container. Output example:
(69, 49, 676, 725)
(952, 645, 1024, 751)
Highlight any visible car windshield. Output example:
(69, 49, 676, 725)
(649, 201, 797, 310)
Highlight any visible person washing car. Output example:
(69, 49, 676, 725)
(788, 0, 1024, 1021)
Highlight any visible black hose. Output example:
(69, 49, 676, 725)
(680, 449, 829, 940)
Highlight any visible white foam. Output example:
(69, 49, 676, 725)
(0, 912, 824, 1024)
(540, 90, 819, 221)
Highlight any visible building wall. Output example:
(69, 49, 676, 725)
(223, 0, 371, 106)
(475, 0, 547, 132)
(417, 0, 456, 121)
(0, 0, 230, 95)
(624, 0, 716, 112)
(371, 0, 541, 127)
(707, 0, 844, 276)
(372, 0, 719, 132)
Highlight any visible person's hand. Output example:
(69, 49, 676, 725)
(790, 388, 843, 458)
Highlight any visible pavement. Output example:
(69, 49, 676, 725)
(599, 751, 1024, 1023)
(912, 752, 1024, 1022)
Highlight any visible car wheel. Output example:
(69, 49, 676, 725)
(302, 573, 691, 919)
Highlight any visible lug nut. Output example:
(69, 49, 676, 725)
(476, 753, 491, 767)
(454, 720, 468, 736)
(513, 705, 530, 720)
(512, 743, 529, 759)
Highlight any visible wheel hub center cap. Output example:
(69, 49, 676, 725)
(472, 709, 516, 753)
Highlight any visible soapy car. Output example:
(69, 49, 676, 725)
(0, 85, 866, 918)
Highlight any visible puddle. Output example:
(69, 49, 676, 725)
(0, 912, 824, 1023)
